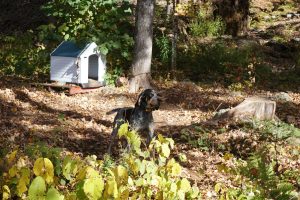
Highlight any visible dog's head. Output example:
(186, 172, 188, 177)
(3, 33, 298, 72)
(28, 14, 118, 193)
(136, 89, 162, 112)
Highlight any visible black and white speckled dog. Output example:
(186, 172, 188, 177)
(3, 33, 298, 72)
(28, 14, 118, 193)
(107, 89, 162, 154)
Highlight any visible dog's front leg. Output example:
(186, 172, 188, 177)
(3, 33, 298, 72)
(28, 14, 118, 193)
(107, 127, 118, 154)
(146, 122, 155, 145)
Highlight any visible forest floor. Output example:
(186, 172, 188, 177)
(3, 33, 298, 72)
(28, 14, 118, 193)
(1, 77, 300, 198)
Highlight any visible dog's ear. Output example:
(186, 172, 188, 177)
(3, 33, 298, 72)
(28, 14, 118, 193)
(136, 92, 147, 108)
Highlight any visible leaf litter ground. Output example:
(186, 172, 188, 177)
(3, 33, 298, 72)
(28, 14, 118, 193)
(0, 77, 299, 198)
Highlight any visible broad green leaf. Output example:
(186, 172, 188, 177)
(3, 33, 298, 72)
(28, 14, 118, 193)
(118, 186, 129, 200)
(118, 123, 129, 138)
(178, 178, 191, 192)
(177, 190, 185, 200)
(171, 163, 181, 176)
(135, 178, 145, 187)
(214, 183, 222, 193)
(113, 165, 128, 185)
(63, 156, 78, 181)
(190, 186, 200, 198)
(8, 166, 18, 177)
(170, 182, 177, 193)
(33, 158, 54, 184)
(83, 177, 104, 199)
(85, 167, 101, 179)
(99, 45, 109, 55)
(7, 150, 17, 165)
(76, 166, 88, 181)
(2, 185, 11, 200)
(178, 153, 187, 162)
(17, 168, 31, 196)
(28, 176, 46, 200)
(167, 159, 182, 176)
(161, 143, 170, 158)
(157, 134, 165, 143)
(46, 187, 64, 200)
(104, 178, 118, 199)
(223, 153, 233, 161)
(64, 34, 70, 40)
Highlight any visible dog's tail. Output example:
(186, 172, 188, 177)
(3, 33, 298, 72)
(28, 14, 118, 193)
(106, 108, 121, 115)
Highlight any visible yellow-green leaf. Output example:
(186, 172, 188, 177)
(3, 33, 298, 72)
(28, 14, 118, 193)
(214, 183, 222, 193)
(7, 150, 17, 165)
(161, 143, 170, 158)
(17, 168, 31, 196)
(223, 153, 233, 161)
(118, 123, 129, 138)
(104, 178, 118, 198)
(33, 158, 54, 184)
(46, 187, 64, 200)
(76, 166, 88, 181)
(8, 166, 18, 178)
(190, 186, 200, 198)
(28, 176, 46, 200)
(172, 162, 182, 176)
(113, 165, 128, 185)
(2, 185, 11, 200)
(63, 156, 78, 181)
(117, 186, 129, 200)
(17, 178, 27, 197)
(83, 177, 104, 199)
(178, 178, 191, 192)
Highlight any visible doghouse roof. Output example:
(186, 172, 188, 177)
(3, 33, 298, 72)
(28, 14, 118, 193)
(51, 41, 93, 57)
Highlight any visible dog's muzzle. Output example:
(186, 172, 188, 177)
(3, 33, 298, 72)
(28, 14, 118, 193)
(147, 97, 160, 111)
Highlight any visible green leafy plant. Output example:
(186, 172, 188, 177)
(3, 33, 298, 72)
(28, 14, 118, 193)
(42, 0, 134, 66)
(189, 2, 224, 38)
(105, 67, 123, 86)
(155, 35, 171, 63)
(0, 124, 201, 199)
(215, 146, 299, 200)
(251, 120, 300, 140)
(180, 127, 212, 151)
(0, 33, 51, 78)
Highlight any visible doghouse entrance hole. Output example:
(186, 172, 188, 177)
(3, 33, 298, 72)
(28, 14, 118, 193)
(88, 54, 99, 80)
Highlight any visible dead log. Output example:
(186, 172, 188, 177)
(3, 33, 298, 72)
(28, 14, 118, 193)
(212, 96, 277, 124)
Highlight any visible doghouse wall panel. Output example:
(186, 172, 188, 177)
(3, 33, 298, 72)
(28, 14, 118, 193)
(50, 56, 78, 83)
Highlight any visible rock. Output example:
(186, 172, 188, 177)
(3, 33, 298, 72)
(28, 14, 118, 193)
(287, 13, 293, 18)
(274, 92, 292, 102)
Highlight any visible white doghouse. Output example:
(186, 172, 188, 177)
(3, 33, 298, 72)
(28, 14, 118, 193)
(50, 41, 106, 88)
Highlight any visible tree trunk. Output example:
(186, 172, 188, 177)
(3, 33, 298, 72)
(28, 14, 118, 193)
(213, 0, 250, 37)
(211, 96, 277, 125)
(171, 0, 178, 78)
(129, 0, 155, 93)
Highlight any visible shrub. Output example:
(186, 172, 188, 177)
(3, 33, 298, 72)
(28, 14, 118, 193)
(42, 0, 134, 70)
(0, 124, 200, 199)
(178, 41, 260, 86)
(189, 2, 225, 38)
(215, 149, 299, 200)
(0, 32, 51, 78)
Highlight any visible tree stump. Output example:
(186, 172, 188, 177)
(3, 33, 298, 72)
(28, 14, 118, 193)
(212, 97, 276, 124)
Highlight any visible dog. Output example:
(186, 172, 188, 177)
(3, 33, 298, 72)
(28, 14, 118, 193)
(107, 89, 162, 154)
